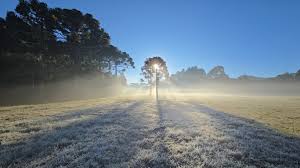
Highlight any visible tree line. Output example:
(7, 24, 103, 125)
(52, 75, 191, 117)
(0, 0, 134, 87)
(170, 66, 228, 83)
(170, 66, 300, 84)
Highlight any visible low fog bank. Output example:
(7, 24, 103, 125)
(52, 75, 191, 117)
(3, 77, 300, 106)
(157, 80, 300, 96)
(0, 73, 126, 106)
(161, 65, 300, 96)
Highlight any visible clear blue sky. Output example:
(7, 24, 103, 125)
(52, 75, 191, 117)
(1, 0, 300, 83)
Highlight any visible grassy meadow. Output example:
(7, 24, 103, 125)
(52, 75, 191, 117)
(0, 94, 300, 167)
(178, 94, 300, 136)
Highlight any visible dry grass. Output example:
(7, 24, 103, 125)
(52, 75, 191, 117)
(181, 94, 300, 136)
(0, 96, 141, 144)
(0, 94, 299, 167)
(0, 96, 158, 167)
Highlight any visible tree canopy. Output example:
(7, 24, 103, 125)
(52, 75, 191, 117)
(170, 65, 229, 84)
(207, 66, 229, 79)
(170, 66, 206, 83)
(0, 0, 134, 87)
(141, 57, 168, 95)
(141, 56, 169, 85)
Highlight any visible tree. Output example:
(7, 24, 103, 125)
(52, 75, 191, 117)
(0, 0, 134, 87)
(186, 66, 206, 78)
(295, 69, 300, 81)
(141, 56, 169, 95)
(98, 45, 134, 75)
(207, 66, 229, 79)
(0, 17, 8, 55)
(112, 51, 134, 76)
(238, 75, 265, 81)
(170, 66, 206, 84)
(275, 72, 295, 81)
(15, 0, 57, 57)
(52, 8, 110, 73)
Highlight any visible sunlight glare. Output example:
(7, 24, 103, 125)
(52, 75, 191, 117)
(153, 64, 160, 70)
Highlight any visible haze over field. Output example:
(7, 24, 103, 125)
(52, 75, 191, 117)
(1, 0, 300, 167)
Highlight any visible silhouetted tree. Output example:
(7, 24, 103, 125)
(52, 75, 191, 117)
(275, 72, 295, 81)
(0, 0, 134, 87)
(141, 57, 168, 95)
(99, 45, 134, 75)
(112, 51, 134, 76)
(207, 66, 229, 79)
(170, 66, 206, 83)
(295, 69, 300, 81)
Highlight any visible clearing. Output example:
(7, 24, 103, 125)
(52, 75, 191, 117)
(0, 95, 300, 167)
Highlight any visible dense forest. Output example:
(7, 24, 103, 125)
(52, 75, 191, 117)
(0, 0, 135, 105)
(0, 0, 134, 88)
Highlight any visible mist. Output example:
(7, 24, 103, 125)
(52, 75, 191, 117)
(160, 80, 300, 96)
(0, 73, 126, 106)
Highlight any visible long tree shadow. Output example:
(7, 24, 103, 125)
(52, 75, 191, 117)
(129, 99, 175, 168)
(0, 101, 151, 167)
(154, 100, 175, 167)
(190, 102, 300, 167)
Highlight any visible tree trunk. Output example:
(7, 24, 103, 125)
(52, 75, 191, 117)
(114, 63, 118, 76)
(32, 72, 35, 89)
(149, 80, 154, 96)
(108, 61, 111, 73)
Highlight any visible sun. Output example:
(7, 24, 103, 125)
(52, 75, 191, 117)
(153, 64, 160, 70)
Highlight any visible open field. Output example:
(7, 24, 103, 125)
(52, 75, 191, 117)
(0, 94, 300, 167)
(167, 93, 300, 136)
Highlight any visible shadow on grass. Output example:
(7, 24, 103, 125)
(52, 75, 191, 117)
(154, 100, 175, 167)
(191, 102, 300, 167)
(129, 99, 175, 167)
(0, 101, 150, 167)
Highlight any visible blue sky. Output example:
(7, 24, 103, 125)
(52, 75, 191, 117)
(1, 0, 300, 83)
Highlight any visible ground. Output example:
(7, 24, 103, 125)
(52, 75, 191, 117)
(169, 93, 300, 135)
(0, 95, 300, 167)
